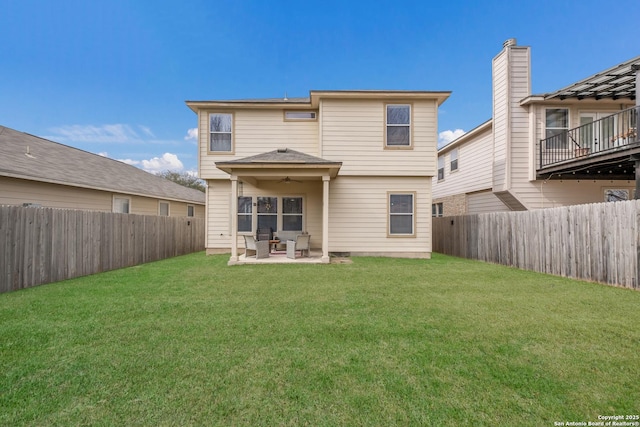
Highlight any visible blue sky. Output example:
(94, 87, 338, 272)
(1, 0, 638, 174)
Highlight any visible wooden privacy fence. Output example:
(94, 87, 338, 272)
(0, 206, 205, 293)
(432, 200, 639, 289)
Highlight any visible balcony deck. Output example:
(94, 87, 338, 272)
(538, 106, 639, 180)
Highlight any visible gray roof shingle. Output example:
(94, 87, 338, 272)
(0, 126, 205, 204)
(216, 148, 341, 165)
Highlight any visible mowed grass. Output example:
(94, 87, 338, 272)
(1, 253, 639, 426)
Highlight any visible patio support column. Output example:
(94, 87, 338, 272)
(322, 175, 330, 263)
(229, 175, 239, 263)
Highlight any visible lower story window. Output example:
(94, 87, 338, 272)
(432, 202, 443, 217)
(238, 196, 304, 233)
(238, 196, 252, 232)
(113, 197, 130, 213)
(257, 196, 278, 233)
(282, 197, 303, 231)
(389, 193, 414, 235)
(159, 201, 169, 216)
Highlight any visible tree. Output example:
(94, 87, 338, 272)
(156, 170, 206, 192)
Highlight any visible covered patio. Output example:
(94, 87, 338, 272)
(215, 148, 342, 265)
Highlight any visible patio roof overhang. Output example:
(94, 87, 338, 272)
(215, 148, 342, 185)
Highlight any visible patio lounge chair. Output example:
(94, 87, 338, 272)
(286, 234, 310, 259)
(244, 235, 269, 259)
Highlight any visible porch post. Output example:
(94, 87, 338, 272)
(634, 64, 640, 108)
(322, 175, 330, 263)
(229, 175, 239, 263)
(634, 65, 640, 199)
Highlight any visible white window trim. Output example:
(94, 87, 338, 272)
(113, 196, 131, 214)
(432, 202, 443, 217)
(159, 201, 170, 216)
(544, 108, 570, 150)
(450, 149, 459, 172)
(437, 156, 445, 181)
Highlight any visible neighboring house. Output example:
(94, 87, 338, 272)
(186, 90, 450, 263)
(0, 125, 205, 217)
(433, 39, 639, 217)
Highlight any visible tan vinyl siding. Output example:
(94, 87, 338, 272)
(321, 99, 438, 176)
(1, 176, 112, 210)
(466, 190, 510, 214)
(508, 48, 531, 203)
(0, 176, 205, 217)
(492, 50, 509, 191)
(199, 109, 319, 180)
(328, 176, 431, 255)
(206, 179, 323, 251)
(432, 127, 494, 199)
(205, 179, 231, 249)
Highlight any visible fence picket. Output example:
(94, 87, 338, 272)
(0, 206, 205, 293)
(433, 200, 640, 289)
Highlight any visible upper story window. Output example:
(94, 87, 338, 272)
(209, 113, 233, 152)
(437, 156, 445, 180)
(187, 205, 195, 217)
(545, 109, 569, 150)
(385, 104, 411, 148)
(450, 149, 459, 172)
(284, 111, 316, 120)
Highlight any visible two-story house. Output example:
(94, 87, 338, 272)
(187, 90, 450, 264)
(433, 39, 639, 217)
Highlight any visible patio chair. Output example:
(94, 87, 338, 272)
(244, 235, 269, 259)
(286, 234, 310, 259)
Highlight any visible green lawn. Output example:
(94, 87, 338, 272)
(1, 253, 639, 426)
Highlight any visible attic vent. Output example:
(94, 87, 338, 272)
(503, 38, 517, 48)
(277, 148, 288, 153)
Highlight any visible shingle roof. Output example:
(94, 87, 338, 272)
(216, 148, 341, 165)
(540, 55, 640, 101)
(0, 126, 205, 204)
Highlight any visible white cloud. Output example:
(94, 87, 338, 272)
(438, 129, 466, 148)
(184, 128, 198, 141)
(118, 158, 141, 166)
(97, 151, 109, 157)
(48, 124, 143, 143)
(139, 153, 184, 174)
(139, 125, 155, 138)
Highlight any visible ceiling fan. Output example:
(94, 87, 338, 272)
(279, 176, 302, 184)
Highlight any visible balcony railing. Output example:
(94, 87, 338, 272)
(539, 106, 638, 169)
